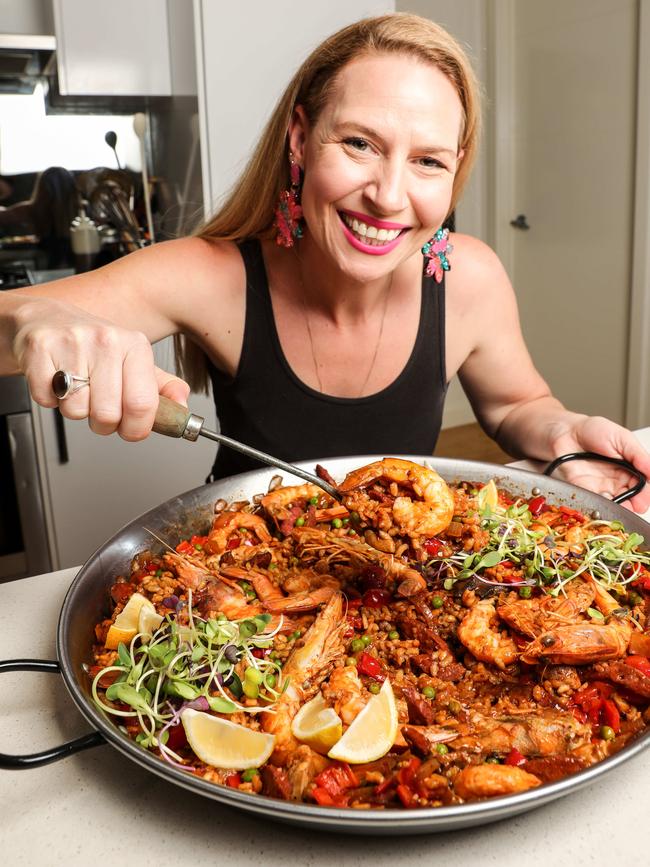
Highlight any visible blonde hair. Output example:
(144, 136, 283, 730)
(178, 12, 481, 391)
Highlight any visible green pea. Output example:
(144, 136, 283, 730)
(194, 543, 203, 551)
(628, 591, 643, 606)
(242, 680, 259, 699)
(342, 518, 350, 525)
(448, 699, 461, 715)
(155, 569, 163, 577)
(435, 743, 448, 756)
(350, 511, 361, 525)
(388, 630, 400, 640)
(241, 768, 259, 782)
(432, 596, 444, 609)
(244, 667, 264, 685)
(422, 686, 436, 699)
(264, 673, 277, 689)
(346, 657, 357, 667)
(348, 528, 357, 536)
(308, 496, 319, 506)
(485, 755, 501, 764)
(350, 638, 365, 653)
(289, 630, 302, 641)
(368, 683, 381, 694)
(294, 516, 305, 527)
(519, 586, 532, 599)
(361, 634, 373, 647)
(600, 725, 616, 741)
(331, 518, 343, 529)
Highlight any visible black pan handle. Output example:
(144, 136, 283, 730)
(543, 451, 646, 505)
(0, 659, 105, 769)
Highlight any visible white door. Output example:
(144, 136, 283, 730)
(500, 0, 638, 423)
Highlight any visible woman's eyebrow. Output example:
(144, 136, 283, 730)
(333, 122, 458, 158)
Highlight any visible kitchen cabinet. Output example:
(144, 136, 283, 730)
(52, 0, 196, 96)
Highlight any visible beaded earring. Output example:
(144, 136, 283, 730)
(421, 227, 453, 283)
(274, 153, 304, 247)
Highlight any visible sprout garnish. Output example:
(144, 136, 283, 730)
(430, 497, 650, 596)
(91, 590, 287, 766)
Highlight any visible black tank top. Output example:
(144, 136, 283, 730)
(207, 239, 447, 480)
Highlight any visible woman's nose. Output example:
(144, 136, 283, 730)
(364, 161, 408, 215)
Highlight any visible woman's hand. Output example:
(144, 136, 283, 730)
(550, 415, 650, 514)
(12, 296, 189, 441)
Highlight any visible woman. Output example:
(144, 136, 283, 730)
(2, 14, 649, 509)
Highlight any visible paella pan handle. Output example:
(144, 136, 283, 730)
(542, 451, 646, 505)
(0, 659, 105, 769)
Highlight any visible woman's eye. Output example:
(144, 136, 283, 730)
(418, 156, 444, 169)
(344, 137, 370, 152)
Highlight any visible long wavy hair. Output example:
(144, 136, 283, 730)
(177, 12, 482, 391)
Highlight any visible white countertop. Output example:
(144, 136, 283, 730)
(3, 433, 650, 865)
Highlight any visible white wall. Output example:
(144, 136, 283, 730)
(396, 0, 488, 428)
(195, 0, 394, 214)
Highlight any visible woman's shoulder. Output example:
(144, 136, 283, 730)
(447, 233, 508, 282)
(445, 232, 513, 304)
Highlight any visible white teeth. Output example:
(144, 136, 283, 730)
(341, 213, 402, 245)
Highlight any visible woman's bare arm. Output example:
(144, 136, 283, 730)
(1, 236, 245, 440)
(447, 234, 650, 512)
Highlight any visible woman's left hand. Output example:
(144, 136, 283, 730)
(550, 416, 650, 513)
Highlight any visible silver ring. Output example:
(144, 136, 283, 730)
(52, 370, 90, 400)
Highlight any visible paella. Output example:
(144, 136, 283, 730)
(87, 458, 650, 809)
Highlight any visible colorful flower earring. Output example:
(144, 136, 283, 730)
(274, 153, 304, 247)
(421, 227, 453, 283)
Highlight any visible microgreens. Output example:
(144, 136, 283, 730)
(90, 590, 287, 767)
(429, 498, 650, 596)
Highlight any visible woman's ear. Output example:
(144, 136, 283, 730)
(287, 105, 310, 167)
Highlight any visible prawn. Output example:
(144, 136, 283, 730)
(291, 527, 426, 596)
(338, 458, 454, 539)
(457, 598, 519, 670)
(261, 484, 345, 524)
(497, 580, 595, 639)
(220, 565, 338, 613)
(454, 764, 541, 800)
(262, 593, 346, 764)
(520, 576, 632, 665)
(203, 511, 272, 556)
(402, 707, 591, 758)
(321, 664, 368, 725)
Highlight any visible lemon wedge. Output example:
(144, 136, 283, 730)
(291, 693, 343, 754)
(327, 678, 397, 764)
(181, 708, 275, 770)
(138, 601, 164, 641)
(476, 479, 499, 512)
(105, 592, 151, 649)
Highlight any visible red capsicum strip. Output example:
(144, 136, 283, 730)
(357, 651, 386, 682)
(528, 495, 546, 517)
(626, 655, 650, 678)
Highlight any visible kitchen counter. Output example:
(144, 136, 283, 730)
(3, 434, 650, 865)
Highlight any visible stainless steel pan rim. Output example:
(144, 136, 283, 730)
(55, 455, 650, 834)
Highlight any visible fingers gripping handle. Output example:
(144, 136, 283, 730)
(153, 395, 204, 441)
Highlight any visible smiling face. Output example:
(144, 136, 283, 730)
(288, 52, 465, 282)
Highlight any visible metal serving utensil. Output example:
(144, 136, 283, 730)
(153, 395, 341, 500)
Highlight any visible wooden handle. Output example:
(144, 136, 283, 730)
(153, 395, 193, 438)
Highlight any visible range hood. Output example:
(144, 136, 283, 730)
(0, 34, 56, 94)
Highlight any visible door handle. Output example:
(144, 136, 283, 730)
(510, 214, 530, 230)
